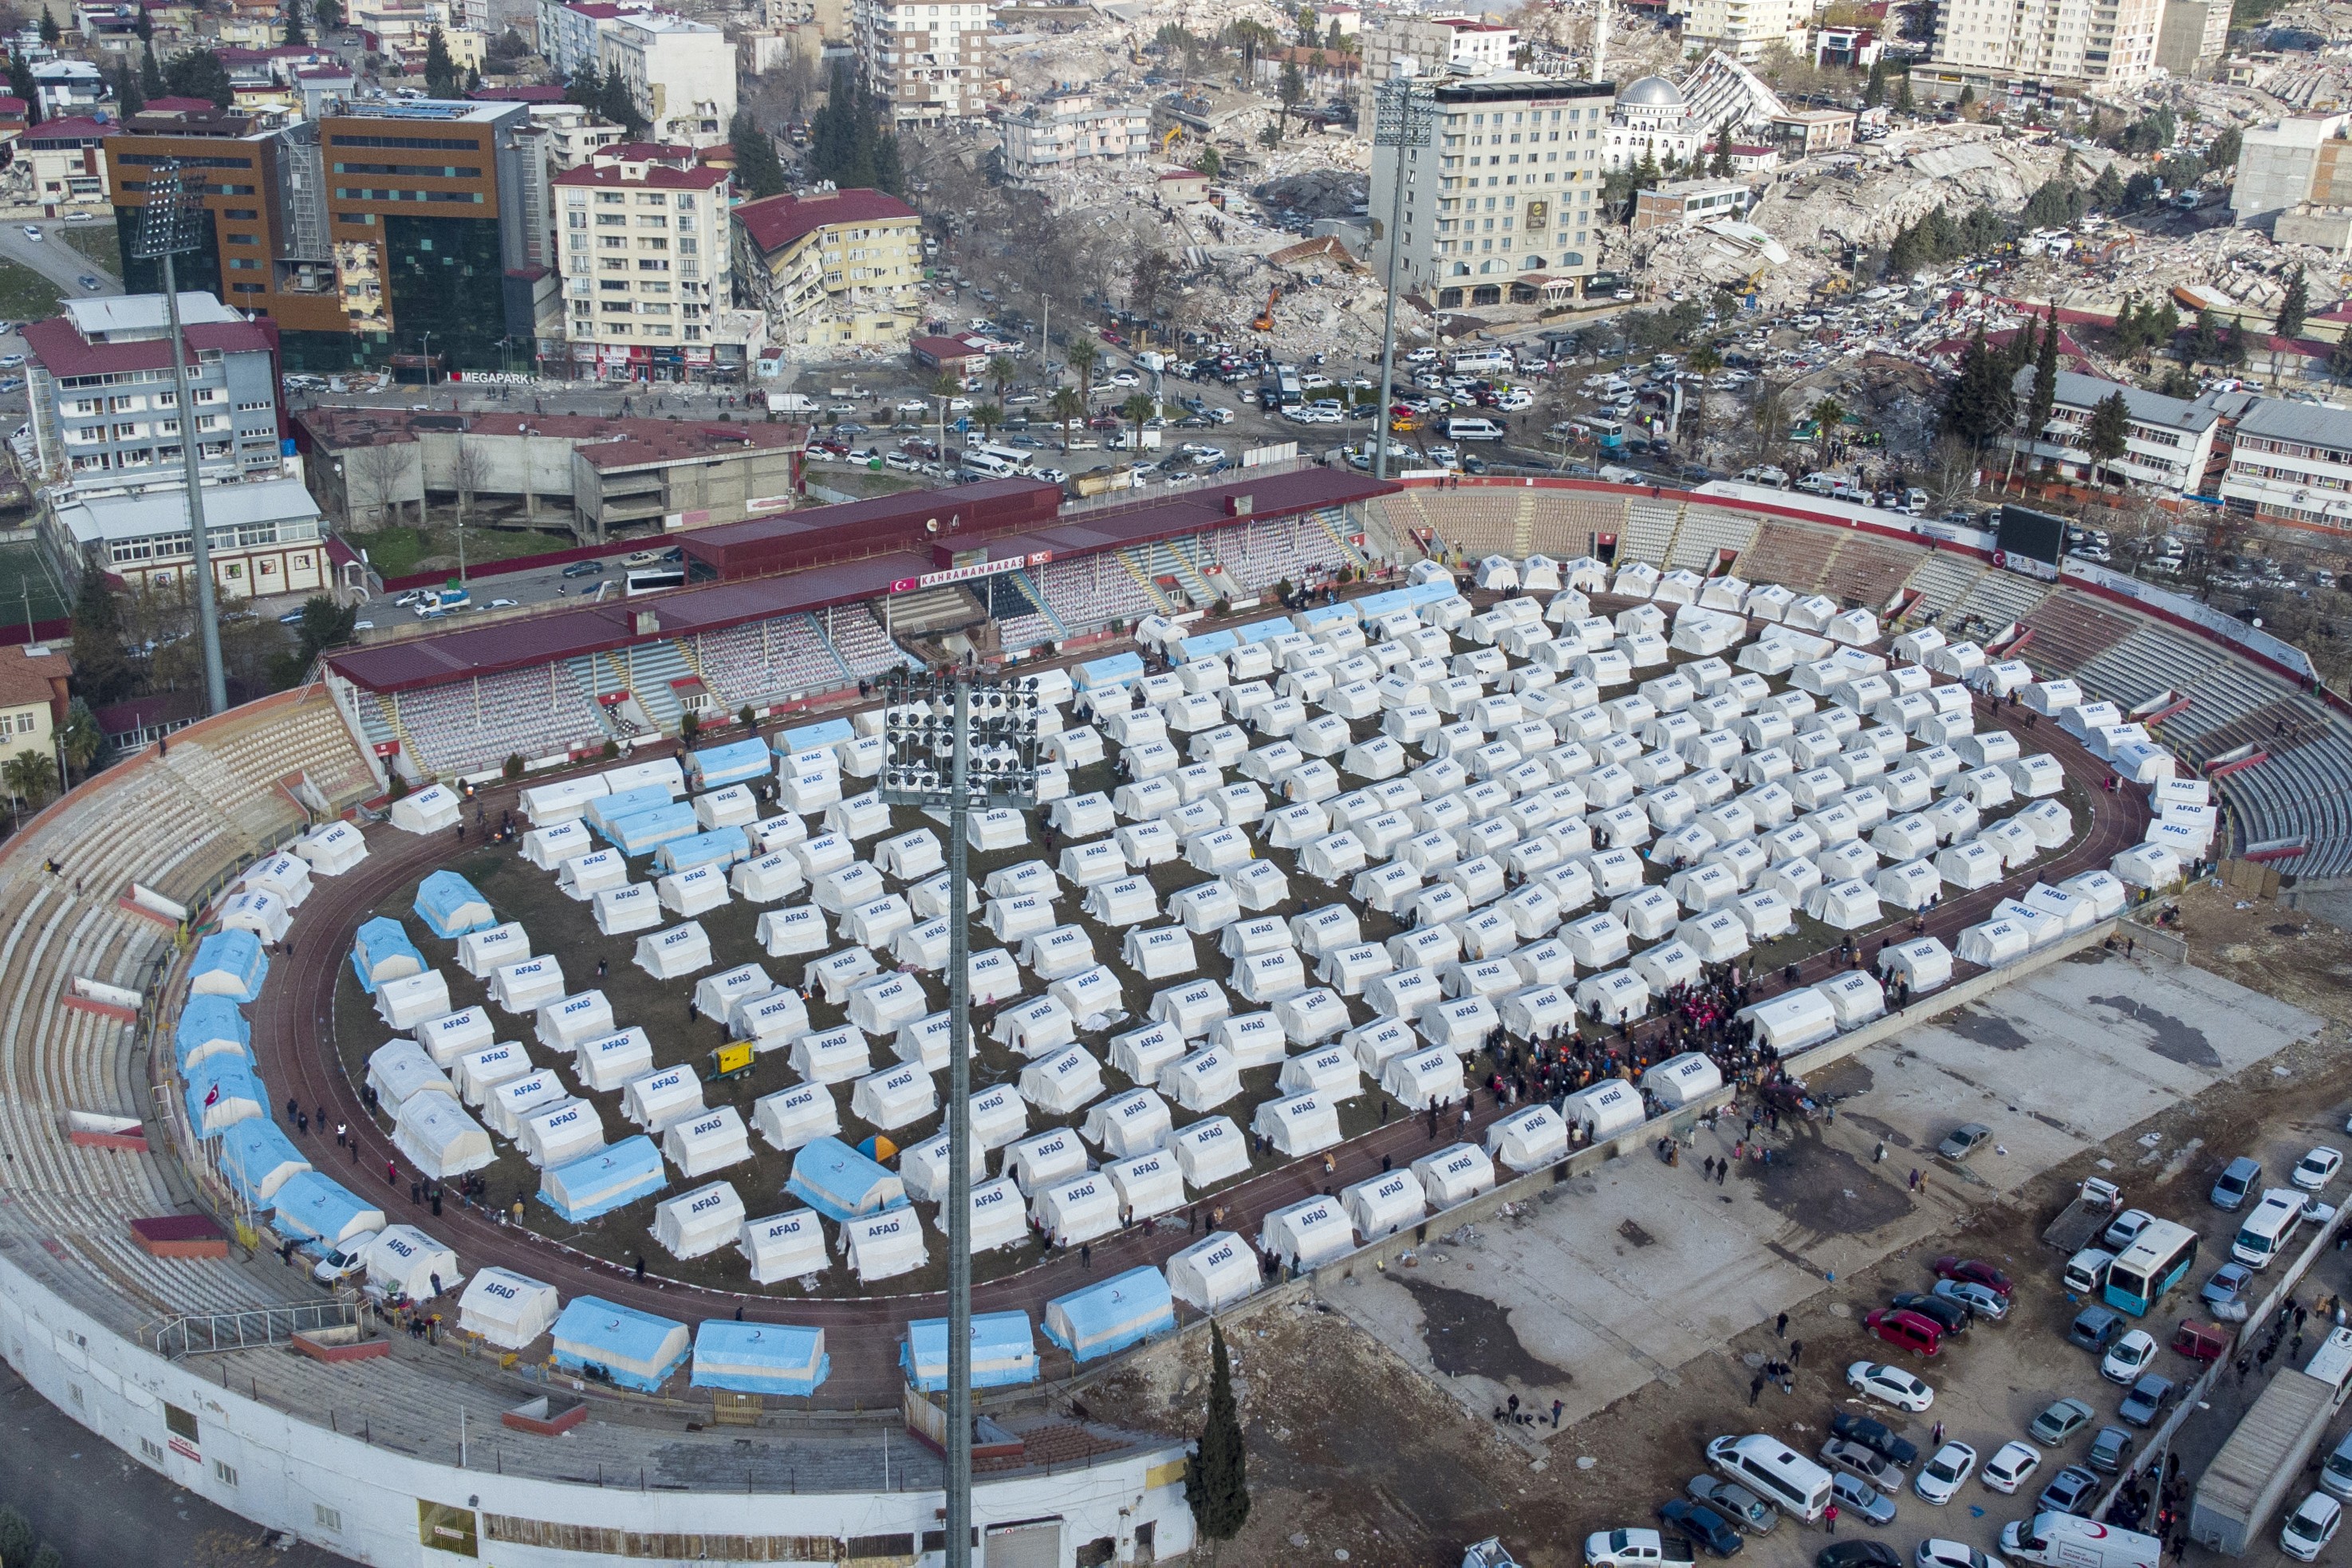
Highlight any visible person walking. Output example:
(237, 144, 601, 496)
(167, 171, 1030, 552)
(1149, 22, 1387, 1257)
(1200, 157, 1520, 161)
(1823, 1505, 1838, 1536)
(1932, 1420, 1945, 1448)
(1775, 1310, 1788, 1338)
(1790, 1340, 1803, 1368)
(1749, 1375, 1763, 1407)
(1080, 1243, 1092, 1269)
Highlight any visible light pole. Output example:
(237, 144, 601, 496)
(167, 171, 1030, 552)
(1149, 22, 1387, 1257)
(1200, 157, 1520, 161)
(876, 670, 1042, 1568)
(129, 158, 227, 716)
(1372, 72, 1437, 483)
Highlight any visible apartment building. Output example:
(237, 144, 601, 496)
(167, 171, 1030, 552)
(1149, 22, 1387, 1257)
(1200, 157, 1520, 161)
(17, 113, 111, 214)
(2232, 114, 2352, 224)
(1357, 16, 1516, 131)
(1926, 0, 2162, 89)
(732, 187, 922, 349)
(1679, 0, 1806, 63)
(2003, 368, 2221, 494)
(600, 11, 735, 147)
(2155, 0, 2228, 73)
(538, 0, 652, 77)
(48, 478, 329, 596)
(999, 90, 1148, 186)
(22, 291, 285, 494)
(0, 648, 73, 777)
(107, 97, 555, 373)
(2220, 399, 2352, 532)
(851, 0, 998, 124)
(1369, 71, 1615, 311)
(554, 143, 750, 380)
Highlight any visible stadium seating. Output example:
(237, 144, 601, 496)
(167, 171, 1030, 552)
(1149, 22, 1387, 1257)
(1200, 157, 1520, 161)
(1818, 537, 1921, 610)
(1735, 520, 1838, 594)
(695, 614, 855, 708)
(1618, 496, 1680, 565)
(1900, 554, 1992, 624)
(827, 608, 912, 682)
(1665, 506, 1763, 573)
(2016, 600, 2137, 676)
(390, 663, 613, 776)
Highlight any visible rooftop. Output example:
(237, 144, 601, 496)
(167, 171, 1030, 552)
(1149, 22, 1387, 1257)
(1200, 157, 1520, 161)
(554, 160, 727, 190)
(25, 296, 274, 380)
(1428, 70, 1615, 104)
(53, 476, 321, 546)
(2010, 368, 2220, 433)
(64, 291, 244, 339)
(0, 646, 69, 712)
(734, 187, 919, 254)
(295, 408, 809, 471)
(2233, 396, 2352, 449)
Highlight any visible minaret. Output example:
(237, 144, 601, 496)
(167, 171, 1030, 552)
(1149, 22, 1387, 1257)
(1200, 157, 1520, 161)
(1592, 0, 1609, 79)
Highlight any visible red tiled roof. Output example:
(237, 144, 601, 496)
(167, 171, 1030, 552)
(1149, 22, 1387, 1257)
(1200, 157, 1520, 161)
(598, 140, 695, 161)
(910, 333, 986, 361)
(215, 46, 269, 61)
(554, 160, 727, 189)
(0, 646, 70, 711)
(1158, 168, 1207, 181)
(734, 187, 918, 253)
(22, 316, 275, 380)
(0, 96, 27, 115)
(22, 116, 112, 143)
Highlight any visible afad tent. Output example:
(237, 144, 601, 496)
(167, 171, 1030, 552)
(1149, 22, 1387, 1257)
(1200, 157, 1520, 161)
(294, 819, 368, 877)
(1341, 1168, 1427, 1241)
(1166, 1231, 1260, 1314)
(218, 1117, 309, 1206)
(1043, 1267, 1177, 1362)
(573, 1025, 653, 1092)
(902, 1311, 1038, 1393)
(376, 970, 451, 1031)
(1884, 936, 1953, 992)
(1412, 1141, 1497, 1208)
(1738, 988, 1838, 1053)
(1382, 1046, 1465, 1111)
(740, 1209, 829, 1284)
(457, 1267, 561, 1349)
(664, 1106, 754, 1180)
(1486, 1105, 1570, 1172)
(786, 1136, 907, 1222)
(216, 889, 291, 947)
(1641, 1051, 1723, 1109)
(270, 1171, 385, 1250)
(550, 1296, 691, 1392)
(389, 783, 462, 835)
(483, 1070, 567, 1141)
(1260, 1194, 1353, 1271)
(349, 917, 424, 995)
(361, 1223, 462, 1301)
(950, 1175, 1030, 1253)
(413, 869, 496, 940)
(691, 1321, 829, 1397)
(190, 928, 269, 1002)
(394, 1094, 494, 1181)
(2111, 842, 2182, 891)
(752, 1080, 841, 1155)
(456, 922, 529, 979)
(366, 1039, 454, 1113)
(1031, 1171, 1121, 1247)
(1165, 1113, 1252, 1188)
(1104, 1148, 1185, 1223)
(1954, 916, 2031, 968)
(519, 1098, 605, 1169)
(175, 995, 251, 1073)
(539, 1136, 668, 1223)
(519, 773, 609, 828)
(1814, 969, 1886, 1029)
(1251, 1091, 1344, 1159)
(654, 1180, 747, 1261)
(1562, 1078, 1645, 1141)
(1082, 1089, 1174, 1160)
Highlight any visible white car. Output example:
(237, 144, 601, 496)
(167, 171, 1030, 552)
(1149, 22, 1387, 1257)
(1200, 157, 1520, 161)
(2102, 1208, 2154, 1251)
(19, 226, 38, 241)
(1979, 1441, 2043, 1495)
(1846, 1361, 1936, 1412)
(2294, 1147, 2342, 1191)
(1914, 1442, 1977, 1505)
(2283, 1491, 2342, 1562)
(1917, 1541, 2005, 1568)
(2102, 1329, 2159, 1384)
(1495, 390, 1535, 412)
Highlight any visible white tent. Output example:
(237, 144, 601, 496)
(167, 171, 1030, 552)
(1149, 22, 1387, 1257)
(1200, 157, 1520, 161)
(1212, 1011, 1287, 1069)
(623, 1064, 705, 1133)
(1814, 969, 1885, 1028)
(1486, 1105, 1569, 1172)
(1160, 1046, 1244, 1112)
(456, 921, 529, 978)
(634, 921, 713, 980)
(453, 1040, 532, 1105)
(790, 1025, 873, 1085)
(1273, 987, 1352, 1047)
(416, 1006, 494, 1066)
(659, 1106, 753, 1180)
(1738, 987, 1838, 1052)
(1677, 909, 1750, 963)
(1562, 1078, 1645, 1141)
(1018, 1045, 1104, 1116)
(2062, 868, 2128, 920)
(1260, 1195, 1353, 1271)
(1003, 1126, 1089, 1194)
(1629, 940, 1703, 994)
(488, 955, 565, 1016)
(294, 819, 368, 876)
(1031, 1172, 1122, 1247)
(573, 1026, 654, 1091)
(1121, 925, 1197, 983)
(1642, 1051, 1723, 1109)
(1165, 1114, 1252, 1188)
(1884, 936, 1952, 992)
(844, 1061, 934, 1130)
(994, 996, 1078, 1057)
(560, 850, 628, 900)
(1574, 967, 1650, 1025)
(752, 1081, 840, 1152)
(367, 1039, 454, 1111)
(1956, 916, 2031, 967)
(390, 784, 462, 833)
(1382, 1045, 1465, 1110)
(376, 970, 451, 1031)
(842, 1210, 928, 1282)
(695, 962, 772, 1025)
(1341, 1168, 1427, 1240)
(741, 1209, 829, 1284)
(593, 884, 663, 936)
(1876, 858, 1942, 911)
(483, 1070, 567, 1141)
(846, 972, 927, 1036)
(656, 1181, 747, 1261)
(394, 1094, 494, 1180)
(1103, 1149, 1186, 1223)
(519, 1097, 605, 1168)
(1418, 994, 1500, 1049)
(658, 865, 731, 920)
(1413, 1142, 1496, 1208)
(731, 851, 805, 904)
(1733, 887, 1795, 940)
(1019, 924, 1095, 982)
(1081, 1089, 1173, 1159)
(2022, 881, 2098, 936)
(1166, 1231, 1259, 1313)
(458, 1267, 560, 1349)
(2111, 842, 2182, 890)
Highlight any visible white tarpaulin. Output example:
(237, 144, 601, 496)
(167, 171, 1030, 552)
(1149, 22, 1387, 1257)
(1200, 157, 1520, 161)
(1485, 1105, 1568, 1171)
(656, 1181, 747, 1260)
(664, 1107, 754, 1180)
(459, 1267, 559, 1348)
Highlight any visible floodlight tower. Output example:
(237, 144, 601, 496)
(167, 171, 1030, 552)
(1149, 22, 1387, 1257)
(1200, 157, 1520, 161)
(131, 157, 228, 716)
(876, 668, 1042, 1568)
(1372, 71, 1438, 483)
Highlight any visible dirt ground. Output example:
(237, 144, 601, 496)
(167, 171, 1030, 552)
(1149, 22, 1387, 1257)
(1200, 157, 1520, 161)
(1079, 906, 2352, 1568)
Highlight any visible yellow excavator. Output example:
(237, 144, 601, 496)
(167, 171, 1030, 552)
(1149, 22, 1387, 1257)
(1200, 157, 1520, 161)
(1162, 125, 1184, 152)
(1251, 286, 1280, 333)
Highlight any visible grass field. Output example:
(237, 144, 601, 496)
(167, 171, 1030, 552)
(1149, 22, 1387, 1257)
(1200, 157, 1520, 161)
(0, 542, 71, 628)
(0, 260, 62, 324)
(57, 223, 120, 277)
(360, 524, 581, 578)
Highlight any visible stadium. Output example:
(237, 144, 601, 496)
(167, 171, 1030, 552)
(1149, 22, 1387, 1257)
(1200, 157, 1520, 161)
(0, 466, 2342, 1568)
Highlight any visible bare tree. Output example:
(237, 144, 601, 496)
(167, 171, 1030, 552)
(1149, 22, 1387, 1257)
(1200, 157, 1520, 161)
(1925, 435, 1979, 514)
(348, 441, 412, 528)
(451, 436, 492, 525)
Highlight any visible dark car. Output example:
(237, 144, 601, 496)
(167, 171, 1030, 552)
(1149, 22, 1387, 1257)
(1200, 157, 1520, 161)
(1930, 1256, 2014, 1298)
(1658, 1499, 1745, 1558)
(2087, 1428, 2136, 1475)
(1889, 1293, 1971, 1337)
(1831, 1411, 1920, 1469)
(2118, 1375, 2176, 1428)
(2038, 1466, 2102, 1515)
(560, 560, 605, 578)
(2068, 1306, 2123, 1353)
(1815, 1543, 1901, 1568)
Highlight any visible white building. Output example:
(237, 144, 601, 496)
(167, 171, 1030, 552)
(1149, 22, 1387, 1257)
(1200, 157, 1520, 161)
(1601, 53, 1784, 172)
(1928, 0, 2163, 89)
(1680, 0, 1806, 63)
(1369, 71, 1615, 311)
(999, 91, 1149, 187)
(2231, 113, 2352, 224)
(29, 59, 101, 120)
(539, 0, 655, 78)
(1358, 16, 1518, 131)
(555, 143, 747, 379)
(601, 12, 735, 147)
(2003, 369, 2222, 494)
(2220, 399, 2352, 532)
(852, 0, 999, 124)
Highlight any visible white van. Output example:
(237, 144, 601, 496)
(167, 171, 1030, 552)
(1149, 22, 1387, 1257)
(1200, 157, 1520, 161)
(960, 449, 1024, 478)
(1706, 1433, 1834, 1522)
(1446, 416, 1507, 443)
(1452, 349, 1515, 376)
(973, 443, 1035, 472)
(2000, 1514, 2160, 1568)
(2062, 1246, 2115, 1295)
(2232, 1188, 2306, 1268)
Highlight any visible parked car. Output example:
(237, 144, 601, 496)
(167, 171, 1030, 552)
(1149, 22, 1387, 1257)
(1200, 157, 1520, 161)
(561, 560, 605, 578)
(1830, 1411, 1919, 1468)
(2212, 1156, 2263, 1211)
(1862, 1311, 1942, 1358)
(1938, 1123, 1992, 1161)
(1930, 1257, 2013, 1298)
(1914, 1443, 1978, 1506)
(1657, 1500, 1744, 1558)
(1889, 1294, 1971, 1338)
(2118, 1375, 2175, 1428)
(2203, 1261, 2255, 1322)
(1847, 1361, 1936, 1409)
(2068, 1306, 2124, 1353)
(2102, 1330, 2159, 1384)
(2102, 1208, 2154, 1251)
(2293, 1147, 2342, 1191)
(1820, 1439, 1904, 1493)
(2283, 1491, 2342, 1562)
(1916, 1542, 2004, 1568)
(1818, 1546, 1900, 1568)
(2037, 1467, 2101, 1516)
(1980, 1442, 2043, 1495)
(1933, 1278, 2010, 1321)
(1686, 1476, 1777, 1535)
(1830, 1471, 1898, 1527)
(2028, 1398, 2095, 1447)
(2086, 1427, 2136, 1475)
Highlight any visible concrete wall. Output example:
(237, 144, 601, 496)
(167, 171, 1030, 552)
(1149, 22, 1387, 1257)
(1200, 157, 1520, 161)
(0, 1247, 1193, 1567)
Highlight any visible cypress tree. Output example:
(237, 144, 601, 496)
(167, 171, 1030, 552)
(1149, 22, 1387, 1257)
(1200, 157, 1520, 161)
(1863, 56, 1885, 108)
(2278, 265, 2308, 341)
(114, 57, 141, 116)
(1188, 1322, 1251, 1558)
(2027, 304, 2061, 443)
(140, 38, 163, 98)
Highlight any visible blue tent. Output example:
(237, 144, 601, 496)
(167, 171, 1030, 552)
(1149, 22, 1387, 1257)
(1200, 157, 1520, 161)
(776, 717, 855, 754)
(1042, 1267, 1177, 1362)
(183, 1058, 265, 1139)
(1353, 581, 1460, 620)
(218, 1118, 310, 1207)
(1232, 617, 1298, 644)
(685, 738, 772, 791)
(412, 869, 497, 940)
(604, 802, 701, 856)
(585, 784, 676, 833)
(188, 929, 268, 1003)
(689, 1321, 829, 1396)
(269, 1171, 385, 1248)
(1074, 651, 1145, 690)
(1294, 601, 1361, 630)
(173, 995, 251, 1073)
(351, 917, 425, 995)
(549, 1295, 691, 1392)
(539, 1135, 668, 1223)
(785, 1136, 906, 1223)
(654, 829, 747, 876)
(902, 1311, 1038, 1392)
(1176, 628, 1238, 662)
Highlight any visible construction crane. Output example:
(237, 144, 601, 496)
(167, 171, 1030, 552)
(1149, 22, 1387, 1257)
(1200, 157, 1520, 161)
(1251, 286, 1280, 333)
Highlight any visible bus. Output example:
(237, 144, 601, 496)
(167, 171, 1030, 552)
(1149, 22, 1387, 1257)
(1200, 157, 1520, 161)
(1580, 417, 1628, 452)
(624, 567, 687, 597)
(2106, 1219, 2200, 1315)
(2232, 1189, 2307, 1270)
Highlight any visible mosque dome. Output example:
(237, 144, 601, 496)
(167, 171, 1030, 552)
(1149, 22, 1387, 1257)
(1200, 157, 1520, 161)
(1619, 75, 1684, 107)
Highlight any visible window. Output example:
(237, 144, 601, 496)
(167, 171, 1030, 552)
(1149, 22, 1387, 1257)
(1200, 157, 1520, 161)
(226, 233, 258, 246)
(165, 1405, 198, 1442)
(214, 1460, 238, 1487)
(140, 1439, 165, 1465)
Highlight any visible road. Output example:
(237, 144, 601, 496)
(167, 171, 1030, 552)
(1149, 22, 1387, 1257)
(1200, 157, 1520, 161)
(0, 220, 116, 299)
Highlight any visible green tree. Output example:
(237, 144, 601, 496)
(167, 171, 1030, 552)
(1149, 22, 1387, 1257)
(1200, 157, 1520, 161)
(69, 574, 133, 708)
(1194, 143, 1222, 179)
(807, 60, 904, 195)
(163, 45, 234, 110)
(2026, 304, 2061, 449)
(423, 25, 459, 97)
(1277, 61, 1306, 132)
(1810, 394, 1846, 437)
(1050, 384, 1084, 451)
(1188, 1322, 1251, 1557)
(282, 0, 307, 45)
(2278, 264, 2308, 339)
(114, 57, 142, 116)
(2208, 124, 2242, 169)
(1863, 54, 1885, 107)
(2088, 163, 2125, 209)
(315, 0, 342, 27)
(1119, 389, 1156, 445)
(38, 6, 58, 44)
(971, 401, 1004, 440)
(1709, 116, 1735, 178)
(986, 355, 1018, 404)
(1634, 147, 1661, 191)
(731, 108, 786, 199)
(1940, 324, 2014, 447)
(140, 39, 163, 98)
(597, 61, 646, 138)
(2328, 336, 2352, 386)
(1065, 338, 1101, 405)
(1893, 74, 1914, 115)
(27, 1540, 59, 1568)
(2021, 178, 2078, 228)
(6, 53, 37, 126)
(1958, 84, 1976, 111)
(2188, 307, 2224, 364)
(59, 697, 100, 778)
(294, 593, 358, 665)
(2083, 389, 2132, 479)
(0, 1505, 31, 1568)
(2, 749, 54, 810)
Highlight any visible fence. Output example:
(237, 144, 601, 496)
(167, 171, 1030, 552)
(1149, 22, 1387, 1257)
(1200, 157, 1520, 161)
(146, 1299, 358, 1358)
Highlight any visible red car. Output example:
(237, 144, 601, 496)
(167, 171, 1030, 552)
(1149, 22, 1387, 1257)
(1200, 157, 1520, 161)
(1865, 1308, 1943, 1357)
(1932, 1256, 2014, 1298)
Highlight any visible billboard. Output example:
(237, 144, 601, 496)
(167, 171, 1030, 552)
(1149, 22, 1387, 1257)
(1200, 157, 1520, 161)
(1995, 504, 2067, 568)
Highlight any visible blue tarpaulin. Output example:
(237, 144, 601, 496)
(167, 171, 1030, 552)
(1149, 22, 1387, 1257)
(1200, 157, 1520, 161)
(784, 1136, 906, 1222)
(585, 784, 676, 833)
(351, 917, 425, 995)
(550, 1295, 691, 1392)
(604, 802, 701, 856)
(539, 1135, 668, 1223)
(1176, 629, 1238, 662)
(218, 1118, 309, 1206)
(685, 738, 772, 790)
(902, 1311, 1038, 1392)
(183, 1058, 265, 1138)
(269, 1171, 385, 1247)
(1353, 581, 1460, 619)
(777, 717, 855, 754)
(1074, 651, 1145, 690)
(689, 1322, 829, 1396)
(188, 929, 268, 1002)
(174, 995, 251, 1072)
(1232, 617, 1297, 644)
(655, 829, 747, 875)
(1294, 601, 1360, 630)
(1042, 1267, 1177, 1361)
(412, 869, 496, 940)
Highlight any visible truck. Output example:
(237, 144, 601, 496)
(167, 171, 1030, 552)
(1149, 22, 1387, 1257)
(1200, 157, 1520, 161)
(1999, 1515, 2161, 1568)
(1583, 1528, 1696, 1568)
(2043, 1176, 2124, 1255)
(760, 391, 817, 415)
(2189, 1330, 2352, 1555)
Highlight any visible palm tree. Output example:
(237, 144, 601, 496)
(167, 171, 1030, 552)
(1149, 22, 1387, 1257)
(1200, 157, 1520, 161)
(58, 700, 100, 780)
(1810, 395, 1846, 441)
(1050, 385, 1084, 452)
(2, 749, 53, 814)
(986, 355, 1018, 404)
(1065, 340, 1101, 409)
(1120, 390, 1157, 451)
(971, 402, 1004, 442)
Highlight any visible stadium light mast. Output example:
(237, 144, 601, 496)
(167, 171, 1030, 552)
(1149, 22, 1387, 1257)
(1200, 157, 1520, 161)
(131, 157, 228, 716)
(877, 668, 1042, 1568)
